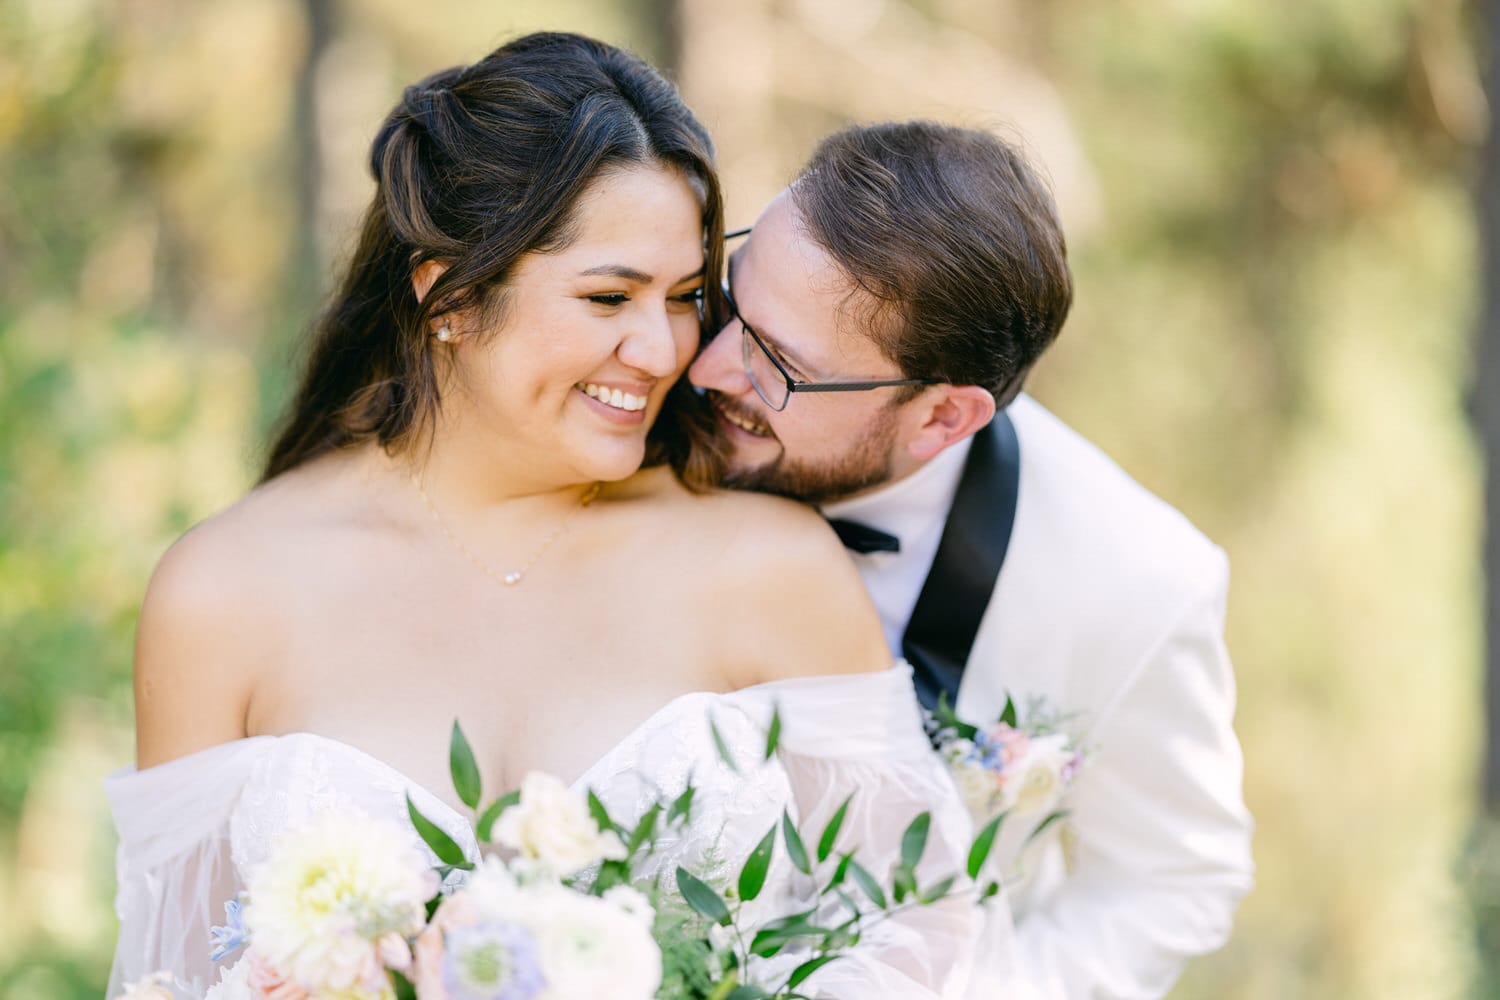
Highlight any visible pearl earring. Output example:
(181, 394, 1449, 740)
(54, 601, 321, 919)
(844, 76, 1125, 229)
(435, 323, 452, 343)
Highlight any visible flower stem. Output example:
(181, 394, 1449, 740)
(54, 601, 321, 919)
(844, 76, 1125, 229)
(706, 970, 741, 1000)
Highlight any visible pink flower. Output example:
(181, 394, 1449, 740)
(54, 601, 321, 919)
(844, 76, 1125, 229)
(984, 723, 1031, 768)
(378, 932, 414, 974)
(248, 953, 309, 1000)
(411, 924, 450, 1000)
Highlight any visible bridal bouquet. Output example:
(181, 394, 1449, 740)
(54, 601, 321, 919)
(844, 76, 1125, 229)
(118, 717, 1003, 1000)
(928, 695, 1088, 872)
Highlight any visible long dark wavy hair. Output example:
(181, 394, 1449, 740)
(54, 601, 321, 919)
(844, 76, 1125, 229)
(262, 32, 727, 488)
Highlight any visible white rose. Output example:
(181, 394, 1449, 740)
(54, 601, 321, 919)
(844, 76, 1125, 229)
(494, 772, 628, 876)
(950, 760, 1001, 824)
(1005, 734, 1074, 817)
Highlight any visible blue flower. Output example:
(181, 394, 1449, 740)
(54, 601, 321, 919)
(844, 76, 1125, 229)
(208, 896, 247, 963)
(442, 921, 546, 1000)
(970, 731, 1006, 771)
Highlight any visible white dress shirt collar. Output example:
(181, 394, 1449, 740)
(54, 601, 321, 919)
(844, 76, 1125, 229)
(820, 436, 974, 653)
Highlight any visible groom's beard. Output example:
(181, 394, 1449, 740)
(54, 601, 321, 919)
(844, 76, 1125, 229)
(714, 394, 901, 504)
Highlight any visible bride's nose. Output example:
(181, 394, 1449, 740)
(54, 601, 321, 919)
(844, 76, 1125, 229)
(616, 303, 680, 377)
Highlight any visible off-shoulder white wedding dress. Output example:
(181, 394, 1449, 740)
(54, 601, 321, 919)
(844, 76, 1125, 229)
(106, 666, 1015, 999)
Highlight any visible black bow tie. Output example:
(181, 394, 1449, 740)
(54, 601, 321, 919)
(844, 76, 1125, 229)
(825, 517, 901, 555)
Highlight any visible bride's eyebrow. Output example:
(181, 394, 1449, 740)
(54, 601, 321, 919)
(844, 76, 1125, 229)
(578, 265, 705, 285)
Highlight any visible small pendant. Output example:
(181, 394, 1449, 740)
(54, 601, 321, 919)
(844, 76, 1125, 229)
(503, 571, 523, 586)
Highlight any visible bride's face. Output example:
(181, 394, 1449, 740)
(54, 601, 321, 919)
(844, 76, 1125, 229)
(440, 165, 707, 485)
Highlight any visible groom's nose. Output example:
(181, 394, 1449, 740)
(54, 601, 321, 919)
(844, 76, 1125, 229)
(688, 321, 753, 396)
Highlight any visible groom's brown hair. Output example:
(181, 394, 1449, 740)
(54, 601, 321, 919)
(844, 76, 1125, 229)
(791, 121, 1073, 405)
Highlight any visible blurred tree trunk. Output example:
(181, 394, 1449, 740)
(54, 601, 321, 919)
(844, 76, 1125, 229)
(1483, 0, 1500, 813)
(293, 0, 336, 304)
(640, 0, 682, 81)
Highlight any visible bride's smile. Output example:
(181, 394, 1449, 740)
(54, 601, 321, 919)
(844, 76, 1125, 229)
(423, 164, 708, 492)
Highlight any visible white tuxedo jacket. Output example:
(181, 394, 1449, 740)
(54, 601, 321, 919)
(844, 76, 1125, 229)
(825, 394, 1254, 999)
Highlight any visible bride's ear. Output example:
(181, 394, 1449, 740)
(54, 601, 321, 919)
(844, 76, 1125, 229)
(413, 260, 462, 344)
(412, 260, 447, 304)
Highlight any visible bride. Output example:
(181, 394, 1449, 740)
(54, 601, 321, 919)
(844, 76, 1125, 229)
(107, 31, 1008, 999)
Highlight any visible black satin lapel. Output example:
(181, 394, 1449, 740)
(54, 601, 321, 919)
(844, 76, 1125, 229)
(901, 410, 1021, 710)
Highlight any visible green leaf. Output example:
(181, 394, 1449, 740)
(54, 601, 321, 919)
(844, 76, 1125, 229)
(587, 790, 619, 834)
(982, 879, 1002, 900)
(391, 970, 418, 1000)
(1000, 694, 1018, 728)
(476, 789, 521, 843)
(782, 809, 811, 875)
(668, 785, 696, 826)
(935, 691, 979, 740)
(825, 916, 861, 951)
(1023, 809, 1070, 849)
(967, 812, 1006, 879)
(750, 917, 815, 959)
(448, 721, 482, 810)
(828, 853, 853, 889)
(738, 824, 777, 902)
(406, 793, 467, 866)
(787, 955, 840, 989)
(628, 803, 661, 855)
(847, 859, 887, 909)
(900, 811, 931, 871)
(892, 864, 916, 904)
(817, 795, 853, 862)
(724, 987, 772, 1000)
(710, 718, 740, 773)
(764, 705, 782, 760)
(593, 859, 629, 894)
(676, 866, 731, 925)
(918, 875, 957, 905)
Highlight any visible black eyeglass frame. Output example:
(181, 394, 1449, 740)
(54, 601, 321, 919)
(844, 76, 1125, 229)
(722, 227, 945, 412)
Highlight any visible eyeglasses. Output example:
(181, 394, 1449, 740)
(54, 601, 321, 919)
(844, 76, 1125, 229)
(720, 227, 944, 412)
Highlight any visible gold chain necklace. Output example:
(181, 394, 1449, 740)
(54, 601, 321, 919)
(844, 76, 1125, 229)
(410, 474, 601, 587)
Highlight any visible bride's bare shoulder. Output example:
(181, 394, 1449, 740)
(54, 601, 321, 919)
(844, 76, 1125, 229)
(145, 451, 365, 607)
(626, 474, 889, 686)
(133, 451, 374, 766)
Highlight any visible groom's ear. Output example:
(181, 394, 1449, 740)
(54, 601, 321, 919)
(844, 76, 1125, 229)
(904, 384, 996, 461)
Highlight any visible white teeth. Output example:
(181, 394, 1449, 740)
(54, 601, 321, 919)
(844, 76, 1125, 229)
(577, 383, 648, 412)
(720, 406, 768, 436)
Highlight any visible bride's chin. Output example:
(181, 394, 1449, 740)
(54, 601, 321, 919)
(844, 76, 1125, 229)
(572, 440, 649, 484)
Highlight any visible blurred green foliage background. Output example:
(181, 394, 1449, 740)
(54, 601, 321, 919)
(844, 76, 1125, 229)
(0, 0, 1488, 997)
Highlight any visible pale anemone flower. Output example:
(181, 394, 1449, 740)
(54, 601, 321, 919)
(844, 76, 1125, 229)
(601, 884, 656, 929)
(202, 958, 253, 1000)
(112, 971, 176, 1000)
(524, 884, 661, 999)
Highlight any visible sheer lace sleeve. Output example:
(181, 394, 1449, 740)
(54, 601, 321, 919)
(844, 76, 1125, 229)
(734, 665, 1017, 999)
(104, 738, 272, 998)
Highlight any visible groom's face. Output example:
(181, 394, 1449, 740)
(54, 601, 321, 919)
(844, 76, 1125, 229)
(687, 192, 915, 504)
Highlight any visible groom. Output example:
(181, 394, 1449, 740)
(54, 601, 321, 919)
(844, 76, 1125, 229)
(690, 121, 1254, 998)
